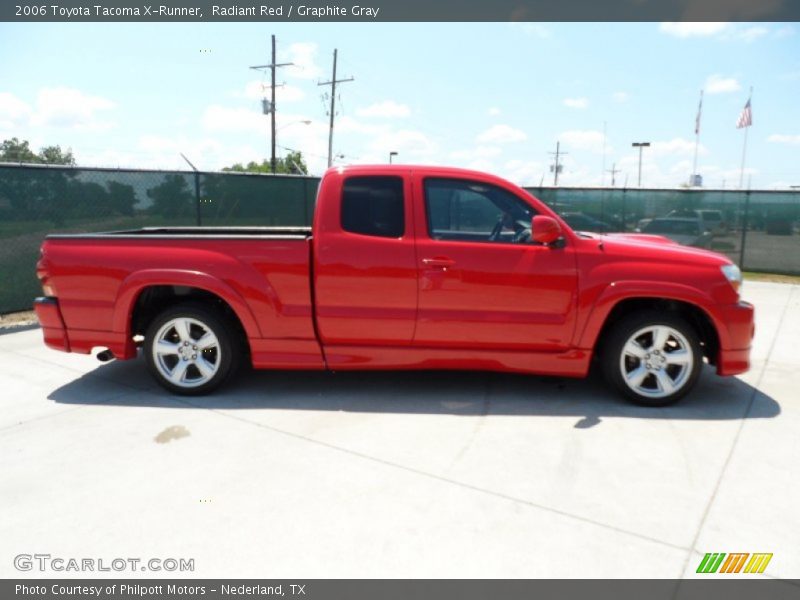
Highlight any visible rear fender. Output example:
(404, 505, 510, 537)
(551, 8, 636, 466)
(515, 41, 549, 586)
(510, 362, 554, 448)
(112, 269, 262, 345)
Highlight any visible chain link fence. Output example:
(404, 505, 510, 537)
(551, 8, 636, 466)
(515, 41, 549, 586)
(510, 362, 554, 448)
(0, 164, 319, 313)
(1, 163, 798, 314)
(525, 186, 800, 275)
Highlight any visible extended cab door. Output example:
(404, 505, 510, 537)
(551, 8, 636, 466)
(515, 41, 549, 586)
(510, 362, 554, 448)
(411, 175, 578, 352)
(312, 170, 418, 346)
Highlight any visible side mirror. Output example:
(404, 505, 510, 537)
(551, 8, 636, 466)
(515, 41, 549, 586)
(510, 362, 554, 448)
(531, 215, 562, 245)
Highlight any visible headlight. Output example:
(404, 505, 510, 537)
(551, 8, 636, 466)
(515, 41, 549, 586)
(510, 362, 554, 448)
(721, 264, 742, 293)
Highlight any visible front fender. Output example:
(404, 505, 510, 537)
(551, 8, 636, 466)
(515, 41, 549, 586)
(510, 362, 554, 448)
(576, 280, 729, 350)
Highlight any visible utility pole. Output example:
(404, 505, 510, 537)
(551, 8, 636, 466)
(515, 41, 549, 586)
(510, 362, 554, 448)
(549, 141, 567, 186)
(606, 162, 621, 187)
(601, 121, 607, 186)
(250, 34, 293, 173)
(318, 49, 354, 168)
(631, 142, 650, 187)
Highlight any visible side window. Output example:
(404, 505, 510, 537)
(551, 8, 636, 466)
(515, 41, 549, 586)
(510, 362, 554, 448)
(424, 178, 536, 243)
(341, 176, 404, 238)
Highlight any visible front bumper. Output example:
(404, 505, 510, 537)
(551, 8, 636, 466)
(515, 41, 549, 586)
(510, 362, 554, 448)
(716, 300, 755, 376)
(33, 297, 69, 352)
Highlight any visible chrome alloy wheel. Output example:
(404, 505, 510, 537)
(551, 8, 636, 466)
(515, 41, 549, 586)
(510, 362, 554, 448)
(151, 317, 221, 389)
(618, 325, 694, 400)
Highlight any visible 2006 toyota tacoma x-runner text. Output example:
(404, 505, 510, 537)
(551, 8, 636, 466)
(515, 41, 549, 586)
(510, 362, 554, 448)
(33, 165, 755, 406)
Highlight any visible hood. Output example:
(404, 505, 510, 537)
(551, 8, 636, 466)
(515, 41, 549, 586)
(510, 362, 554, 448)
(588, 232, 730, 266)
(605, 233, 678, 246)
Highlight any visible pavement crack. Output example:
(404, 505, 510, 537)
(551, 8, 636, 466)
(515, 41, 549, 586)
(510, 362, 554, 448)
(444, 373, 493, 474)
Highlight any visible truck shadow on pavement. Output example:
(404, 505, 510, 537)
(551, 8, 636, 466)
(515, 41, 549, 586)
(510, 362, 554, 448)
(48, 358, 780, 424)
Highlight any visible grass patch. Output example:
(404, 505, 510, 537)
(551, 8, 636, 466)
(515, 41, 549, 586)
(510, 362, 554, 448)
(743, 271, 800, 284)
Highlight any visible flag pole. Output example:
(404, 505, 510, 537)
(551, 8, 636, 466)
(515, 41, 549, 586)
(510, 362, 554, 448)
(738, 87, 753, 189)
(692, 90, 703, 184)
(738, 125, 749, 189)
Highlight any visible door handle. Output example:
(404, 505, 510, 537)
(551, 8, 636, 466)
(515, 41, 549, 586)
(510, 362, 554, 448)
(422, 257, 455, 269)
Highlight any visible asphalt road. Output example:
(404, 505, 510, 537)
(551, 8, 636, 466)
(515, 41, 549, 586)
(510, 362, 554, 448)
(0, 281, 798, 579)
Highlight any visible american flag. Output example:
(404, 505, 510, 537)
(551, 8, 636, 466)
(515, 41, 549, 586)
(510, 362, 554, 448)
(736, 98, 752, 129)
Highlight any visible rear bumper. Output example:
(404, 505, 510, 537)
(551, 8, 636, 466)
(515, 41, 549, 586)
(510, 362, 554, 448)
(33, 297, 136, 359)
(33, 297, 70, 352)
(716, 300, 755, 376)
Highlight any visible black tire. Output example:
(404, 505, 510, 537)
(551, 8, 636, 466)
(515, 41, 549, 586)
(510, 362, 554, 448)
(602, 310, 702, 407)
(144, 302, 240, 395)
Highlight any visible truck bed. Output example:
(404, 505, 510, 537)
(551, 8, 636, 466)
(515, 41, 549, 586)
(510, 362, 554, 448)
(37, 230, 319, 366)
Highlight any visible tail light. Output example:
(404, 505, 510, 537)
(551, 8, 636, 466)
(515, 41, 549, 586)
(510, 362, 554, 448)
(36, 248, 56, 297)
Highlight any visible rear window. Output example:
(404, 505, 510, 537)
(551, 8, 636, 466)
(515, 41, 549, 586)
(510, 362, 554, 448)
(341, 176, 404, 238)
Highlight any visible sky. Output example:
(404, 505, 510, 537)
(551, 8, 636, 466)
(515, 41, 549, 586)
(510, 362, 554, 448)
(0, 21, 798, 188)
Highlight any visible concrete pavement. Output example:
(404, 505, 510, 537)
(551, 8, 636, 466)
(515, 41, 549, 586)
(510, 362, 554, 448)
(0, 281, 797, 579)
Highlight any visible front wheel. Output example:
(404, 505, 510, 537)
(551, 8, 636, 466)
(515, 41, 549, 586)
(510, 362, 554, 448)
(602, 311, 702, 406)
(145, 303, 239, 395)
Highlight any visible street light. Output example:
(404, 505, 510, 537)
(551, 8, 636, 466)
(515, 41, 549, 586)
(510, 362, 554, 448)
(631, 142, 650, 187)
(389, 151, 398, 164)
(273, 120, 312, 172)
(277, 119, 312, 132)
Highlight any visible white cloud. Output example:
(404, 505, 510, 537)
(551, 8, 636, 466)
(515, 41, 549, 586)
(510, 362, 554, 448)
(563, 97, 589, 109)
(2, 88, 116, 131)
(488, 107, 501, 116)
(661, 22, 777, 43)
(32, 87, 115, 130)
(612, 92, 629, 103)
(774, 26, 795, 39)
(336, 115, 386, 136)
(75, 135, 265, 172)
(476, 124, 527, 144)
(284, 42, 322, 80)
(368, 129, 437, 156)
(737, 26, 769, 43)
(767, 134, 800, 145)
(659, 22, 730, 38)
(356, 101, 411, 118)
(462, 158, 497, 173)
(0, 92, 32, 129)
(649, 137, 707, 157)
(705, 74, 741, 94)
(502, 159, 545, 186)
(559, 130, 608, 154)
(449, 146, 502, 161)
(512, 23, 551, 39)
(202, 105, 264, 132)
(200, 105, 330, 171)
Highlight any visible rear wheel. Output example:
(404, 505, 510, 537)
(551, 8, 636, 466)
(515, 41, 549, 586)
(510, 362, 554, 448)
(145, 303, 239, 395)
(602, 311, 702, 406)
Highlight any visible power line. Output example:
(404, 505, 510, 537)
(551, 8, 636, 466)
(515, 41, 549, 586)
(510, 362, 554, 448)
(318, 48, 354, 169)
(250, 34, 293, 173)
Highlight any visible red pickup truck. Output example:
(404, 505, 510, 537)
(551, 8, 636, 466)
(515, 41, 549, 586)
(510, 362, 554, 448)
(34, 165, 754, 406)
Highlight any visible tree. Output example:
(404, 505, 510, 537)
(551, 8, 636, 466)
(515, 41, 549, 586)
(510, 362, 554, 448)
(0, 137, 76, 165)
(223, 151, 308, 175)
(147, 174, 194, 219)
